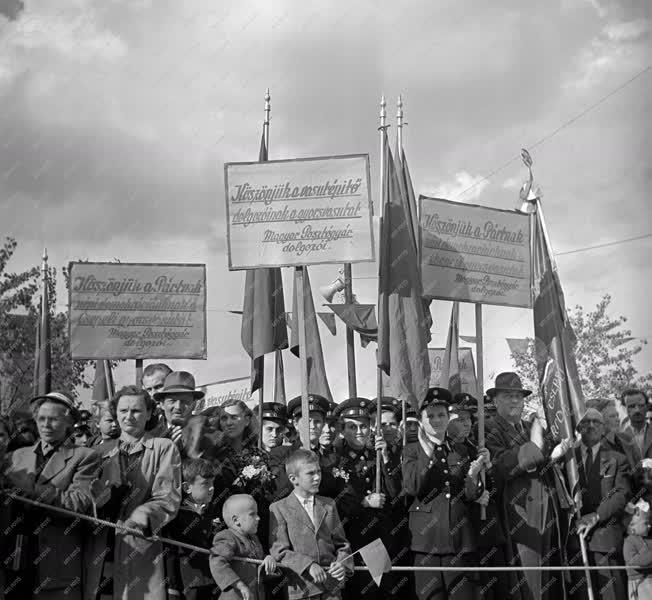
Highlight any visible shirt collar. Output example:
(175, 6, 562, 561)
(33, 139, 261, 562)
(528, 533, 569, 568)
(182, 497, 207, 514)
(294, 491, 315, 507)
(582, 441, 601, 456)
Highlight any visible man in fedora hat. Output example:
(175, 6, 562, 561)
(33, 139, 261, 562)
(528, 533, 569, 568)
(2, 392, 100, 600)
(154, 371, 205, 454)
(485, 372, 572, 600)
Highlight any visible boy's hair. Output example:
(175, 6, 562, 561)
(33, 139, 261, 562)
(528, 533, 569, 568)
(285, 448, 320, 476)
(222, 493, 256, 524)
(182, 457, 217, 483)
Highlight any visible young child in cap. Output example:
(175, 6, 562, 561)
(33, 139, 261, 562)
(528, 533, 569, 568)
(269, 449, 352, 600)
(210, 494, 277, 600)
(624, 498, 652, 599)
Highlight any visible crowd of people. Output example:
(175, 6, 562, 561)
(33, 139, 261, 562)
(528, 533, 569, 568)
(1, 362, 651, 600)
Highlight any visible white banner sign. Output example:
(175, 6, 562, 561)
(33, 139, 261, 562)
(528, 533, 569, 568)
(195, 376, 256, 413)
(420, 197, 532, 308)
(428, 347, 478, 395)
(69, 262, 207, 360)
(225, 154, 374, 269)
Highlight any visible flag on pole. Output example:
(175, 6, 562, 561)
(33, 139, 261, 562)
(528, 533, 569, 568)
(532, 209, 585, 506)
(377, 139, 430, 409)
(274, 349, 286, 405)
(92, 360, 115, 403)
(441, 302, 461, 395)
(357, 538, 392, 587)
(396, 143, 432, 340)
(32, 255, 51, 397)
(241, 133, 288, 393)
(290, 267, 333, 402)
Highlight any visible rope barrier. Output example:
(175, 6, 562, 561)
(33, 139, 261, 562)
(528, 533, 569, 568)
(0, 491, 643, 572)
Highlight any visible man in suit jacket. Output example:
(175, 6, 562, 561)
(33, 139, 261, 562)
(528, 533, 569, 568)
(269, 449, 353, 600)
(621, 389, 652, 459)
(485, 373, 570, 600)
(2, 392, 99, 600)
(566, 407, 630, 600)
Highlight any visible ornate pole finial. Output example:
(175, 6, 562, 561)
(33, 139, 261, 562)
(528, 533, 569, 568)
(379, 95, 386, 130)
(263, 88, 271, 153)
(41, 248, 48, 271)
(518, 148, 542, 213)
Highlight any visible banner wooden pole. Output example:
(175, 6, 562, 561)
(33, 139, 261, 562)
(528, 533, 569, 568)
(135, 358, 143, 389)
(296, 266, 310, 449)
(397, 95, 408, 451)
(375, 95, 387, 493)
(343, 263, 357, 398)
(475, 303, 486, 520)
(258, 88, 271, 450)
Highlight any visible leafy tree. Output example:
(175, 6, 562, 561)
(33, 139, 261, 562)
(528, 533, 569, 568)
(511, 294, 651, 412)
(0, 238, 94, 412)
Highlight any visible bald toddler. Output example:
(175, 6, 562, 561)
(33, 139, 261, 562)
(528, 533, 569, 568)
(210, 494, 276, 600)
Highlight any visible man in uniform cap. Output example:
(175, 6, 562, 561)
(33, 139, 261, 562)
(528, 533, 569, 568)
(449, 392, 478, 445)
(403, 387, 486, 600)
(259, 402, 287, 453)
(319, 401, 339, 454)
(268, 394, 339, 501)
(2, 392, 100, 600)
(563, 407, 629, 600)
(333, 397, 402, 600)
(485, 372, 571, 600)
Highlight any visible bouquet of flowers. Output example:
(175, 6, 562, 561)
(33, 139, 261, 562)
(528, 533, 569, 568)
(230, 448, 276, 498)
(332, 467, 350, 483)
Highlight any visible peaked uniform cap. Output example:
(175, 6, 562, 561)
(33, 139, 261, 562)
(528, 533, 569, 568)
(287, 394, 330, 418)
(260, 402, 287, 423)
(421, 387, 453, 410)
(333, 397, 373, 420)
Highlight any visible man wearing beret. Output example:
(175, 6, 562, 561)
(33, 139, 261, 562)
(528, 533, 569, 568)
(563, 407, 629, 600)
(333, 397, 402, 600)
(484, 372, 572, 600)
(2, 392, 100, 600)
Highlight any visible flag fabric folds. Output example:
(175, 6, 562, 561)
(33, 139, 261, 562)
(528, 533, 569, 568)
(241, 133, 289, 393)
(357, 538, 392, 587)
(377, 139, 431, 410)
(274, 349, 286, 405)
(32, 264, 51, 397)
(396, 143, 433, 341)
(532, 209, 585, 506)
(290, 267, 333, 402)
(441, 301, 461, 396)
(92, 360, 115, 403)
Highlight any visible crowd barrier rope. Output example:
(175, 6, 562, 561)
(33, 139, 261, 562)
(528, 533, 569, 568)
(0, 491, 641, 573)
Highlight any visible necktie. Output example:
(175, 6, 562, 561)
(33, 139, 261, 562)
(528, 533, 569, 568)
(585, 447, 594, 476)
(303, 498, 316, 527)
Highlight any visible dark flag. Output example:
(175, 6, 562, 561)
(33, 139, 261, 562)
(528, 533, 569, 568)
(290, 267, 333, 402)
(92, 360, 115, 403)
(377, 139, 431, 409)
(532, 209, 585, 506)
(32, 256, 51, 396)
(441, 301, 461, 395)
(396, 142, 433, 340)
(274, 349, 286, 405)
(241, 133, 288, 393)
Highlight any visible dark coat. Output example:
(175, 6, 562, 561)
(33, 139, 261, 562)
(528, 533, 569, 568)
(602, 431, 641, 471)
(269, 493, 353, 600)
(3, 440, 99, 595)
(210, 528, 266, 600)
(574, 446, 630, 553)
(402, 439, 480, 554)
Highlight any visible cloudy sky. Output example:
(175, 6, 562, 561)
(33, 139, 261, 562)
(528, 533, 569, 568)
(1, 0, 650, 405)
